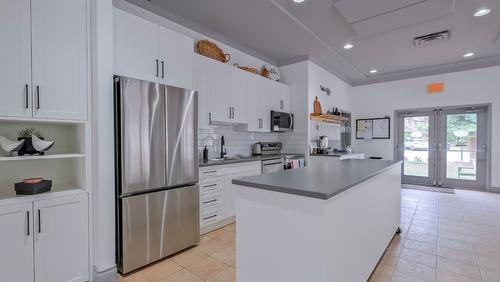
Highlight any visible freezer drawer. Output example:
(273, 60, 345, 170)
(119, 185, 200, 274)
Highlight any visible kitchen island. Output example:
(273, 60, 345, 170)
(232, 159, 402, 282)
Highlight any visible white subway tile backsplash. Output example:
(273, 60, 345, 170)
(197, 126, 308, 159)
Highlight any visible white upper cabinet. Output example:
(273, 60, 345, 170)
(115, 9, 194, 89)
(159, 27, 194, 89)
(0, 0, 31, 118)
(209, 60, 233, 123)
(0, 0, 88, 121)
(31, 0, 88, 120)
(34, 193, 89, 282)
(115, 9, 159, 83)
(274, 82, 291, 112)
(246, 74, 266, 132)
(230, 68, 248, 124)
(0, 202, 34, 282)
(194, 54, 212, 129)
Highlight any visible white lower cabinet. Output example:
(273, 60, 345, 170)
(0, 202, 33, 282)
(199, 162, 261, 233)
(0, 192, 89, 282)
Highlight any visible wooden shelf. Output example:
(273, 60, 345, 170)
(0, 153, 85, 162)
(310, 114, 348, 124)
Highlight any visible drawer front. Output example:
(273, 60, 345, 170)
(199, 168, 222, 179)
(200, 178, 224, 195)
(200, 192, 223, 209)
(200, 207, 223, 227)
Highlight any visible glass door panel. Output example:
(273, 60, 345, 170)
(438, 109, 487, 189)
(398, 112, 436, 186)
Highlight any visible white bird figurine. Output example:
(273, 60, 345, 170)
(0, 136, 25, 155)
(31, 135, 55, 152)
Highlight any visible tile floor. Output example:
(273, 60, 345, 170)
(118, 188, 500, 282)
(118, 224, 236, 282)
(370, 188, 500, 282)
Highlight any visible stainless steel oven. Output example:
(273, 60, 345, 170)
(262, 158, 284, 174)
(271, 111, 294, 132)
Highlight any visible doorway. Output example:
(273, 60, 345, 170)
(396, 105, 489, 190)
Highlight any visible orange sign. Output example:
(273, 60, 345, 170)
(427, 83, 444, 94)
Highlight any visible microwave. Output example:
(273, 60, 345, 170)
(271, 111, 294, 132)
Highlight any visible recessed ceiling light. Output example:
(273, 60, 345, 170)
(369, 69, 378, 74)
(343, 43, 354, 50)
(474, 8, 491, 17)
(463, 52, 475, 58)
(293, 0, 306, 3)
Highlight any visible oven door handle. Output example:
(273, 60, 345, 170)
(288, 113, 294, 129)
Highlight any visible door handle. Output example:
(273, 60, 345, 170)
(161, 61, 165, 78)
(280, 100, 284, 110)
(203, 214, 217, 220)
(208, 112, 212, 124)
(156, 59, 159, 77)
(36, 86, 40, 109)
(25, 84, 29, 109)
(203, 199, 217, 204)
(26, 211, 30, 236)
(37, 209, 41, 233)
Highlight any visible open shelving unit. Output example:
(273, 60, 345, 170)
(0, 119, 90, 200)
(0, 153, 85, 162)
(310, 113, 348, 124)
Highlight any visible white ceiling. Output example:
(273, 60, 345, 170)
(125, 0, 500, 85)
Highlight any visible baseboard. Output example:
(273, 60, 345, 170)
(200, 216, 235, 235)
(488, 187, 500, 193)
(93, 265, 118, 282)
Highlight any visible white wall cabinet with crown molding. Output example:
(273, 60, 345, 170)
(115, 8, 194, 90)
(0, 0, 88, 121)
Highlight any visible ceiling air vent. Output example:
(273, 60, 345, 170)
(414, 30, 450, 48)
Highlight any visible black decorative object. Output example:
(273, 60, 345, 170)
(15, 180, 52, 195)
(17, 137, 45, 156)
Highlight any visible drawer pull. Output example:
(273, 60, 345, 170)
(203, 214, 217, 220)
(203, 184, 218, 188)
(203, 199, 217, 204)
(203, 170, 217, 174)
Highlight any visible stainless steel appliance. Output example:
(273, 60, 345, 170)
(262, 157, 284, 174)
(254, 142, 282, 155)
(318, 136, 329, 149)
(114, 76, 199, 274)
(271, 111, 294, 132)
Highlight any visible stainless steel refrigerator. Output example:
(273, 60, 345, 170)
(114, 76, 199, 274)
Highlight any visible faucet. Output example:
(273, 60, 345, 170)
(220, 135, 227, 158)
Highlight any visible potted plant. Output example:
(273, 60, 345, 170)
(18, 127, 44, 155)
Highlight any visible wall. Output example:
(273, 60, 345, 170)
(308, 62, 352, 150)
(198, 126, 280, 159)
(350, 66, 500, 188)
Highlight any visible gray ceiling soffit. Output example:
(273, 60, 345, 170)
(351, 54, 500, 86)
(122, 0, 279, 66)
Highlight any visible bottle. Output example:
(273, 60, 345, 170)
(203, 146, 209, 162)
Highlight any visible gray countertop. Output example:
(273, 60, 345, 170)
(232, 159, 402, 200)
(199, 154, 304, 167)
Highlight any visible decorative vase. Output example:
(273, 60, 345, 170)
(18, 137, 44, 156)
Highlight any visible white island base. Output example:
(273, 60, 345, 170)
(235, 165, 401, 282)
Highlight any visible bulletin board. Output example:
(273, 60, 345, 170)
(356, 117, 390, 139)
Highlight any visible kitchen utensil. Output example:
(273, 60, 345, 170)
(312, 96, 322, 115)
(318, 136, 329, 149)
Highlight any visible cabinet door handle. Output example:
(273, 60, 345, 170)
(203, 199, 217, 204)
(161, 61, 165, 78)
(25, 84, 29, 109)
(228, 107, 232, 119)
(208, 112, 212, 124)
(203, 170, 217, 174)
(36, 86, 40, 109)
(156, 59, 159, 77)
(280, 100, 284, 110)
(232, 107, 235, 119)
(203, 184, 217, 188)
(26, 211, 30, 236)
(37, 209, 41, 233)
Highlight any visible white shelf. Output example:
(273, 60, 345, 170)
(0, 153, 85, 162)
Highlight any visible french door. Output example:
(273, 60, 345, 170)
(397, 106, 488, 190)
